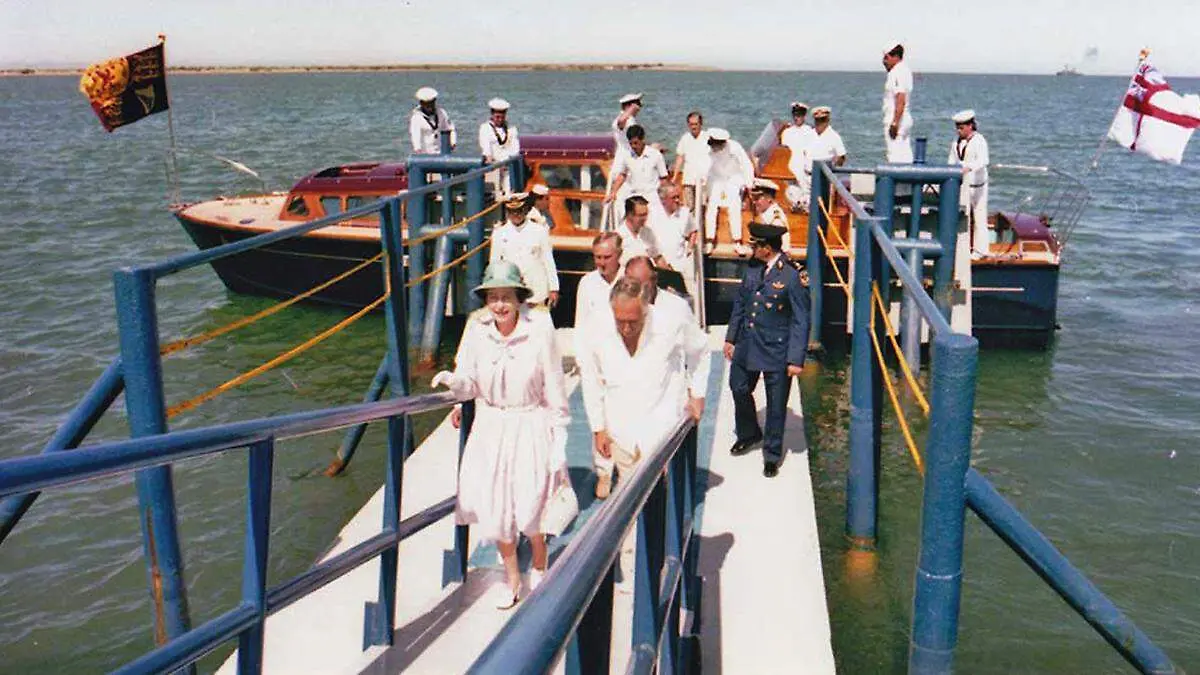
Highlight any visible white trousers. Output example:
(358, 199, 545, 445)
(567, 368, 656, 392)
(964, 183, 990, 253)
(705, 180, 745, 242)
(884, 117, 914, 163)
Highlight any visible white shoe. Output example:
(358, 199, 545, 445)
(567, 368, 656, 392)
(703, 241, 715, 255)
(528, 568, 545, 592)
(970, 249, 987, 260)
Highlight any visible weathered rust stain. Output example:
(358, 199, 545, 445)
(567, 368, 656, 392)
(145, 508, 168, 645)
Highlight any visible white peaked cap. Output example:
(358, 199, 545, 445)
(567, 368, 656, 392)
(707, 127, 731, 142)
(812, 105, 832, 117)
(619, 92, 643, 104)
(952, 109, 976, 124)
(488, 97, 510, 111)
(752, 177, 779, 193)
(415, 86, 438, 102)
(531, 184, 550, 196)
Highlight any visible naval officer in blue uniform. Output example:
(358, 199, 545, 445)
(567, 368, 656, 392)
(723, 219, 810, 477)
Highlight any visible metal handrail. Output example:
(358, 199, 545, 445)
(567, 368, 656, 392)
(469, 416, 697, 674)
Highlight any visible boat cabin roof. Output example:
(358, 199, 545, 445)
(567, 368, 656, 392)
(290, 162, 409, 194)
(521, 134, 616, 161)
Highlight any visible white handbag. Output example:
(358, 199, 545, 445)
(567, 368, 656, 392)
(541, 471, 579, 537)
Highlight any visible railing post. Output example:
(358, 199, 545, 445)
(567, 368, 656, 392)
(847, 202, 884, 549)
(112, 268, 194, 667)
(901, 247, 923, 372)
(508, 156, 526, 194)
(909, 333, 978, 674)
(405, 171, 428, 339)
(452, 400, 475, 583)
(932, 177, 962, 322)
(325, 354, 390, 476)
(631, 477, 668, 662)
(237, 438, 274, 675)
(419, 182, 456, 364)
(439, 128, 452, 155)
(564, 565, 615, 675)
(364, 195, 413, 648)
(806, 162, 827, 351)
(465, 174, 486, 312)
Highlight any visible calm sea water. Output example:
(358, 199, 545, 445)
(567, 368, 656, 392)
(1, 70, 1199, 673)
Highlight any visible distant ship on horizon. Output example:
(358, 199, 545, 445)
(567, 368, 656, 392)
(1056, 64, 1082, 76)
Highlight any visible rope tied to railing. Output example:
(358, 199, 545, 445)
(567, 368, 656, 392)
(869, 281, 927, 474)
(405, 200, 503, 247)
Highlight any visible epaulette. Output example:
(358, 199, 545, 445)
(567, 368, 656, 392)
(786, 257, 809, 287)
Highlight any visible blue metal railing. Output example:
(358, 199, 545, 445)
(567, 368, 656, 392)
(807, 160, 1178, 674)
(469, 418, 701, 675)
(0, 152, 522, 667)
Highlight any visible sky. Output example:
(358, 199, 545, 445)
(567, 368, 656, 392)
(3, 0, 1199, 76)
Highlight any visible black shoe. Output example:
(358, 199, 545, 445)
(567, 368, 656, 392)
(763, 461, 780, 478)
(729, 434, 764, 457)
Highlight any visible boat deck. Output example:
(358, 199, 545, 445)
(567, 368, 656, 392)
(216, 328, 833, 674)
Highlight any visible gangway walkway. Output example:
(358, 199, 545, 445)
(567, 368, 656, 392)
(216, 329, 833, 674)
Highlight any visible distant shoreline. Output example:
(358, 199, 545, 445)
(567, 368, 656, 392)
(0, 63, 717, 77)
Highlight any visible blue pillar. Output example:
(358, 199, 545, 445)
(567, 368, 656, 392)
(932, 177, 961, 322)
(452, 401, 475, 583)
(419, 184, 456, 364)
(846, 208, 880, 549)
(465, 175, 486, 312)
(901, 247, 923, 372)
(112, 268, 194, 663)
(363, 196, 413, 648)
(405, 169, 429, 339)
(909, 333, 978, 674)
(237, 437, 274, 674)
(508, 157, 526, 194)
(806, 162, 827, 351)
(439, 128, 453, 155)
(325, 354, 390, 476)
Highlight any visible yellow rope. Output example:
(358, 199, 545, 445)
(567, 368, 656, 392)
(160, 253, 384, 357)
(166, 293, 388, 418)
(815, 225, 852, 299)
(405, 200, 503, 247)
(870, 296, 926, 474)
(405, 237, 492, 287)
(871, 283, 931, 416)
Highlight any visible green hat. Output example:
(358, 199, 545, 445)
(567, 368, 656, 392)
(473, 261, 532, 301)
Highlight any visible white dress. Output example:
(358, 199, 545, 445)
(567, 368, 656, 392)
(444, 307, 570, 543)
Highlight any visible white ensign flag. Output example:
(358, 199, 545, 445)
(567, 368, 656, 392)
(1107, 57, 1200, 165)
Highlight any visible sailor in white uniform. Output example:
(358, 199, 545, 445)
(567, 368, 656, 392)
(703, 128, 755, 255)
(810, 106, 847, 167)
(611, 93, 642, 156)
(606, 124, 668, 222)
(947, 109, 991, 258)
(882, 44, 914, 163)
(526, 184, 553, 230)
(780, 102, 817, 213)
(409, 86, 456, 155)
(750, 177, 792, 252)
(478, 97, 520, 194)
(490, 193, 561, 308)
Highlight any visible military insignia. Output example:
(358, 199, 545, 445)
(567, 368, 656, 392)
(799, 269, 810, 287)
(771, 281, 785, 289)
(765, 302, 773, 309)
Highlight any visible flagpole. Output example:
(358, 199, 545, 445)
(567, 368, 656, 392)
(1088, 48, 1151, 173)
(159, 33, 182, 206)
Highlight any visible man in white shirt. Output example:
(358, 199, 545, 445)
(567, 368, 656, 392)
(780, 102, 818, 212)
(478, 97, 520, 194)
(622, 256, 698, 329)
(611, 92, 642, 156)
(882, 44, 914, 163)
(409, 86, 456, 155)
(651, 183, 698, 297)
(615, 196, 667, 269)
(490, 193, 560, 308)
(948, 109, 991, 258)
(578, 277, 708, 503)
(810, 106, 847, 168)
(606, 124, 668, 222)
(672, 111, 711, 211)
(703, 128, 755, 256)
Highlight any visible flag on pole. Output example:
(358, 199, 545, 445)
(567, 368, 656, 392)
(1107, 54, 1200, 165)
(79, 41, 169, 132)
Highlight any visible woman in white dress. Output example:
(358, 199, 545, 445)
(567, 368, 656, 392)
(432, 261, 570, 608)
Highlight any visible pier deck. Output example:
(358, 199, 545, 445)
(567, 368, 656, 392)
(217, 328, 831, 674)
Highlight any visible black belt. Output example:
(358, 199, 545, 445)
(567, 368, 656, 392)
(969, 182, 987, 188)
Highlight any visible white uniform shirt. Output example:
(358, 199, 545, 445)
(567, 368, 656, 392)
(780, 124, 818, 179)
(489, 219, 560, 303)
(883, 61, 914, 125)
(478, 121, 520, 163)
(410, 107, 456, 154)
(675, 130, 712, 186)
(611, 146, 667, 197)
(810, 127, 847, 163)
(651, 206, 694, 267)
(574, 268, 619, 330)
(612, 113, 638, 155)
(948, 132, 990, 187)
(615, 221, 662, 265)
(706, 139, 755, 189)
(578, 305, 709, 452)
